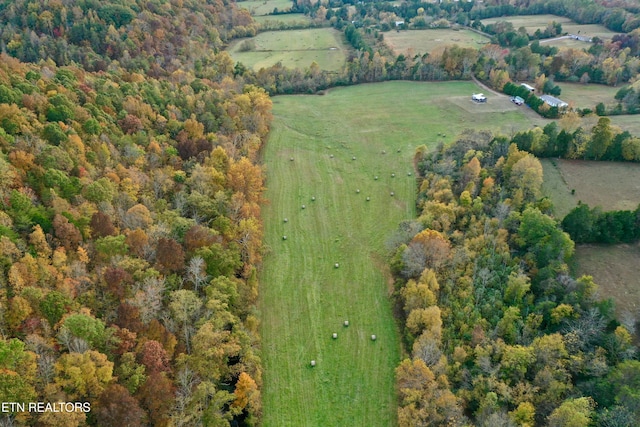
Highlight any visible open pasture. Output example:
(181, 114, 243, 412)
(253, 13, 311, 26)
(383, 28, 490, 55)
(574, 243, 640, 319)
(541, 159, 640, 218)
(227, 28, 346, 71)
(260, 81, 544, 426)
(481, 14, 618, 39)
(236, 0, 293, 16)
(555, 82, 620, 110)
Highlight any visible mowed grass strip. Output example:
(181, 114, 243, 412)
(260, 81, 542, 427)
(227, 28, 346, 71)
(236, 0, 293, 16)
(383, 28, 490, 55)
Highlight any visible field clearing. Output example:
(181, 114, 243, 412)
(237, 0, 293, 16)
(260, 81, 544, 426)
(541, 159, 640, 218)
(574, 243, 640, 318)
(227, 28, 346, 71)
(481, 15, 617, 39)
(541, 37, 592, 50)
(609, 115, 640, 136)
(555, 82, 620, 110)
(253, 13, 311, 25)
(383, 29, 490, 55)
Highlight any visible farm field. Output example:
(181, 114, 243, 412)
(481, 14, 618, 39)
(226, 28, 346, 71)
(554, 82, 620, 110)
(259, 81, 543, 426)
(574, 243, 640, 318)
(253, 13, 311, 26)
(383, 28, 490, 55)
(609, 114, 640, 136)
(236, 0, 293, 16)
(541, 159, 640, 218)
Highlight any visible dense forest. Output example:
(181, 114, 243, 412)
(0, 1, 270, 426)
(390, 132, 639, 426)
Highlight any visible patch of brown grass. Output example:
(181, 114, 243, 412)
(574, 243, 640, 318)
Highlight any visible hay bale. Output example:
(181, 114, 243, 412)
(344, 320, 349, 327)
(334, 263, 339, 268)
(366, 197, 370, 201)
(382, 150, 386, 154)
(311, 196, 316, 201)
(371, 334, 377, 341)
(290, 157, 294, 161)
(391, 173, 395, 177)
(356, 189, 360, 194)
(330, 154, 334, 158)
(390, 192, 395, 196)
(352, 156, 356, 160)
(302, 205, 306, 209)
(284, 218, 288, 223)
(374, 176, 378, 180)
(397, 149, 401, 153)
(310, 360, 316, 367)
(283, 235, 287, 240)
(332, 333, 338, 339)
(407, 172, 412, 176)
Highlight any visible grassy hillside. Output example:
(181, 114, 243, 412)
(259, 81, 541, 426)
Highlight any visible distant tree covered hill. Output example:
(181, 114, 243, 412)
(0, 0, 258, 74)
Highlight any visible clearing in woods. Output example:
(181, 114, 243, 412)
(555, 82, 622, 110)
(227, 28, 347, 71)
(541, 158, 640, 321)
(481, 15, 618, 39)
(383, 28, 490, 56)
(259, 81, 542, 426)
(236, 0, 294, 16)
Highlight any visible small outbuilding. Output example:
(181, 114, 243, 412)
(520, 83, 535, 92)
(539, 94, 569, 108)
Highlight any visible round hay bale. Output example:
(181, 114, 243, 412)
(352, 156, 356, 160)
(391, 173, 395, 178)
(290, 157, 294, 161)
(330, 154, 334, 158)
(366, 197, 370, 201)
(371, 334, 377, 341)
(374, 176, 378, 180)
(334, 263, 339, 268)
(332, 333, 338, 339)
(284, 218, 288, 223)
(302, 205, 306, 209)
(356, 189, 360, 194)
(397, 149, 401, 153)
(310, 360, 316, 367)
(382, 150, 386, 154)
(344, 320, 349, 327)
(407, 172, 412, 176)
(311, 196, 316, 201)
(283, 235, 287, 240)
(390, 192, 395, 196)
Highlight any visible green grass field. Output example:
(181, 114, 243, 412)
(383, 28, 490, 55)
(555, 82, 621, 110)
(259, 81, 542, 426)
(237, 0, 293, 16)
(253, 13, 311, 25)
(481, 14, 618, 39)
(541, 158, 640, 218)
(227, 28, 347, 71)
